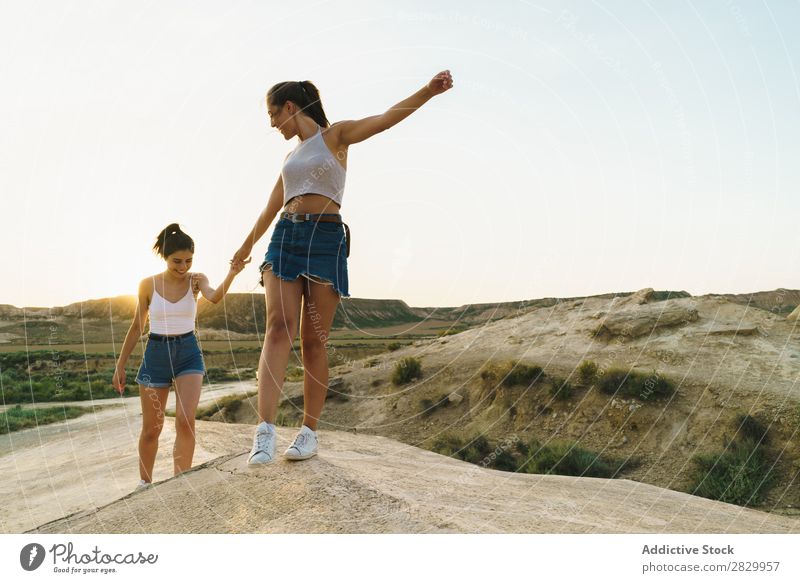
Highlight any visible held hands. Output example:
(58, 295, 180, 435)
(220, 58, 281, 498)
(229, 256, 252, 275)
(231, 245, 252, 270)
(427, 69, 454, 96)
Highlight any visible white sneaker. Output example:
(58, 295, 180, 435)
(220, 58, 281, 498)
(283, 425, 318, 460)
(248, 421, 277, 465)
(134, 479, 151, 492)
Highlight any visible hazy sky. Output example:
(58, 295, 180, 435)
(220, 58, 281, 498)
(2, 0, 798, 308)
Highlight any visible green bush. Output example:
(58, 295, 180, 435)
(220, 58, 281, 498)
(387, 342, 402, 352)
(690, 439, 777, 506)
(432, 433, 493, 464)
(1, 404, 89, 434)
(286, 366, 304, 382)
(735, 414, 770, 445)
(205, 367, 241, 382)
(549, 376, 574, 401)
(437, 327, 467, 337)
(479, 360, 544, 394)
(522, 439, 621, 478)
(491, 449, 519, 471)
(597, 367, 674, 401)
(391, 357, 422, 385)
(506, 363, 544, 387)
(420, 394, 450, 417)
(431, 432, 464, 457)
(577, 360, 598, 384)
(689, 414, 777, 506)
(430, 433, 620, 477)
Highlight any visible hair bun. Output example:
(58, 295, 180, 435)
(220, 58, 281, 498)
(153, 223, 194, 258)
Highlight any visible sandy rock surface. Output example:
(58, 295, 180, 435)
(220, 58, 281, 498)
(29, 423, 798, 534)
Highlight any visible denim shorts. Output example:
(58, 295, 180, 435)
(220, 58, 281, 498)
(258, 215, 350, 297)
(135, 332, 206, 389)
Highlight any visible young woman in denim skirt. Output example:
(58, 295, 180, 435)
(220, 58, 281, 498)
(112, 223, 248, 490)
(231, 70, 455, 464)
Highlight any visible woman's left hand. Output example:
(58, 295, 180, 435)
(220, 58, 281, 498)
(427, 69, 454, 96)
(230, 257, 251, 275)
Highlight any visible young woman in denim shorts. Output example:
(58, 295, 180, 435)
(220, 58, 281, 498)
(112, 223, 248, 490)
(231, 71, 455, 464)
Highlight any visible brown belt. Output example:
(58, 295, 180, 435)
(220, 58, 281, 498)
(279, 212, 350, 257)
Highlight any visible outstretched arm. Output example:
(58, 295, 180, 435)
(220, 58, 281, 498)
(335, 69, 454, 146)
(191, 259, 250, 305)
(232, 173, 285, 265)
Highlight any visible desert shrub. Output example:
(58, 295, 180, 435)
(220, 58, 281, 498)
(437, 327, 467, 337)
(430, 433, 491, 465)
(205, 367, 242, 382)
(491, 449, 519, 471)
(431, 432, 464, 457)
(689, 414, 777, 506)
(1, 404, 88, 434)
(285, 366, 304, 382)
(522, 439, 621, 478)
(549, 376, 574, 401)
(735, 414, 769, 445)
(431, 433, 621, 476)
(690, 439, 777, 506)
(479, 360, 544, 393)
(597, 367, 674, 401)
(420, 394, 450, 417)
(577, 360, 598, 384)
(391, 357, 422, 385)
(386, 342, 402, 352)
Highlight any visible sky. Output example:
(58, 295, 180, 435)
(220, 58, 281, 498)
(1, 0, 798, 308)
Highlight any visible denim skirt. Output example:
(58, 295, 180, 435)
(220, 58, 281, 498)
(135, 332, 206, 388)
(258, 216, 350, 297)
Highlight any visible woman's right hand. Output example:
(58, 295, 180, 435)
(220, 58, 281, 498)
(112, 366, 126, 395)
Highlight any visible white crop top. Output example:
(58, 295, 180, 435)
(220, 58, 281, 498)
(148, 278, 197, 335)
(282, 125, 346, 207)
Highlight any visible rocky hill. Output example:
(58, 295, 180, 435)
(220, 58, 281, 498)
(6, 286, 800, 534)
(221, 288, 800, 513)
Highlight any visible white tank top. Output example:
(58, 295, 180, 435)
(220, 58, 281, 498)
(282, 125, 346, 207)
(148, 277, 197, 335)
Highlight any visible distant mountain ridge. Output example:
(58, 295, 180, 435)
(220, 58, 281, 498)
(3, 289, 797, 337)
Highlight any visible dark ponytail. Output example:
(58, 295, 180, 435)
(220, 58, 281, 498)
(153, 223, 194, 259)
(267, 80, 330, 128)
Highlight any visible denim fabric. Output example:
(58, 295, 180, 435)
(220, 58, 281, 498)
(258, 216, 350, 297)
(135, 332, 205, 388)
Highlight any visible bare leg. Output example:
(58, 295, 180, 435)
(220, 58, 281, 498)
(257, 266, 304, 423)
(138, 385, 170, 483)
(299, 279, 341, 431)
(173, 373, 203, 475)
